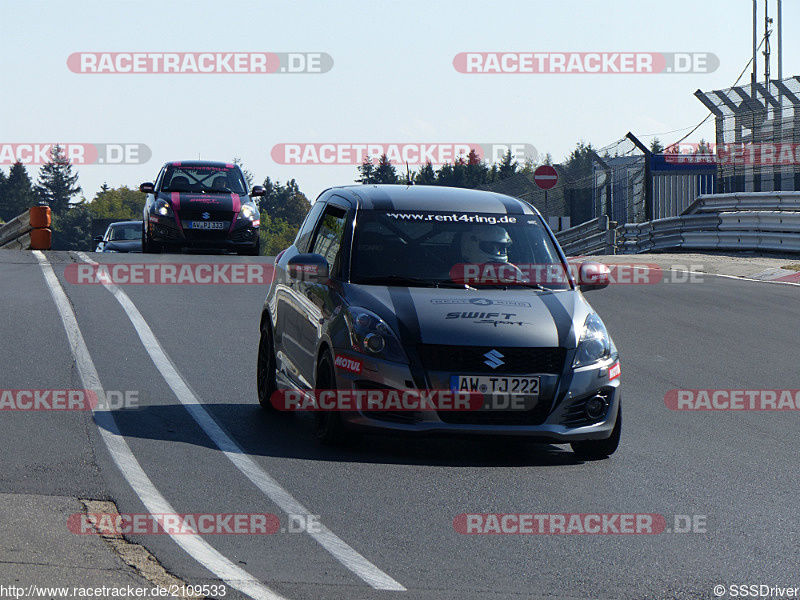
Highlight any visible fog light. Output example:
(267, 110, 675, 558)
(584, 395, 608, 420)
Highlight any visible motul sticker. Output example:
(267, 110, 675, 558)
(334, 354, 362, 374)
(608, 362, 621, 381)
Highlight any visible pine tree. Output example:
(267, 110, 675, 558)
(650, 138, 665, 154)
(414, 161, 437, 185)
(0, 162, 37, 221)
(497, 150, 518, 180)
(35, 145, 82, 216)
(372, 154, 398, 184)
(356, 156, 376, 184)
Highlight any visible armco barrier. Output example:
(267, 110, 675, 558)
(684, 191, 800, 215)
(0, 205, 52, 250)
(555, 215, 617, 256)
(618, 192, 800, 254)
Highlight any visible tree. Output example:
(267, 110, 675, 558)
(650, 138, 665, 154)
(356, 156, 376, 184)
(35, 144, 82, 216)
(464, 149, 489, 188)
(563, 141, 595, 180)
(258, 214, 299, 256)
(562, 141, 596, 219)
(0, 162, 37, 221)
(696, 139, 713, 154)
(372, 154, 398, 184)
(260, 177, 310, 228)
(51, 203, 92, 251)
(233, 157, 255, 189)
(87, 185, 146, 219)
(414, 161, 437, 185)
(497, 149, 518, 180)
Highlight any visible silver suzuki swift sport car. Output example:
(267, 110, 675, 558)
(257, 184, 621, 459)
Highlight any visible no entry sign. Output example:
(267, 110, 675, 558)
(533, 165, 559, 190)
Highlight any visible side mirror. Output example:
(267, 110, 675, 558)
(250, 185, 266, 197)
(139, 182, 155, 194)
(287, 253, 329, 282)
(93, 236, 103, 243)
(578, 261, 610, 292)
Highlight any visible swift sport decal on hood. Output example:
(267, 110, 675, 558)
(348, 286, 587, 348)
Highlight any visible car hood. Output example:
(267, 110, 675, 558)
(159, 191, 245, 213)
(105, 240, 142, 252)
(343, 285, 595, 349)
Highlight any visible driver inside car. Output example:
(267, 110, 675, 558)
(458, 225, 527, 284)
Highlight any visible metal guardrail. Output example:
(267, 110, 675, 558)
(0, 206, 52, 250)
(555, 215, 617, 256)
(0, 210, 34, 249)
(683, 192, 800, 215)
(617, 193, 800, 254)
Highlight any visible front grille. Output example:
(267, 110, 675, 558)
(438, 400, 552, 426)
(180, 210, 235, 222)
(420, 345, 566, 375)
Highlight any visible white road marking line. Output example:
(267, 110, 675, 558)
(76, 252, 407, 592)
(34, 251, 288, 600)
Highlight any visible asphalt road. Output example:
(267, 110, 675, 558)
(2, 250, 799, 600)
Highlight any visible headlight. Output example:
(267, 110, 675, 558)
(348, 308, 406, 363)
(155, 198, 173, 217)
(239, 203, 257, 220)
(572, 313, 611, 367)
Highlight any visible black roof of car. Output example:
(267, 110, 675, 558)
(162, 160, 238, 169)
(108, 220, 143, 227)
(326, 184, 540, 215)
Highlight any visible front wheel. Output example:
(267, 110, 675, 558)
(238, 237, 260, 256)
(142, 225, 162, 254)
(571, 405, 621, 460)
(257, 321, 278, 410)
(313, 351, 354, 446)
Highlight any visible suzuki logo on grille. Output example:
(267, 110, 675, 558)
(483, 349, 505, 369)
(202, 212, 211, 220)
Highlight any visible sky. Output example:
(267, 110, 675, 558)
(1, 0, 797, 204)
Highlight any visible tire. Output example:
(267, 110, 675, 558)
(238, 237, 260, 256)
(313, 351, 353, 446)
(257, 320, 278, 410)
(571, 405, 621, 460)
(143, 225, 162, 254)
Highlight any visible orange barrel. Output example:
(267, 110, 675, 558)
(30, 205, 52, 229)
(30, 228, 52, 250)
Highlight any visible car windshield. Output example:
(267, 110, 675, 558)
(161, 165, 247, 195)
(350, 209, 570, 289)
(108, 225, 141, 241)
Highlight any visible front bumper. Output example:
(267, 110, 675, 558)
(148, 215, 258, 250)
(331, 348, 621, 442)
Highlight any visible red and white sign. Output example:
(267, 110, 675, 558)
(533, 165, 559, 190)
